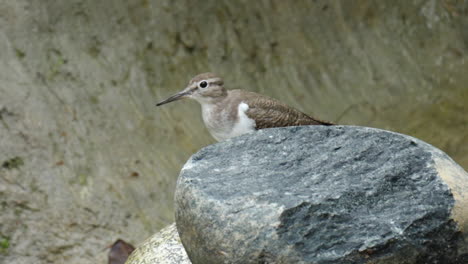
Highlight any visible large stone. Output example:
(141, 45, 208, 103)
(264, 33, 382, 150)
(125, 223, 190, 264)
(175, 126, 468, 264)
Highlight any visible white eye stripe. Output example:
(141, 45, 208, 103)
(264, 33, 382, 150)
(203, 78, 221, 83)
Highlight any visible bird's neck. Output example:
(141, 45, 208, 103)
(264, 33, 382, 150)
(199, 97, 227, 121)
(198, 94, 237, 140)
(195, 90, 228, 106)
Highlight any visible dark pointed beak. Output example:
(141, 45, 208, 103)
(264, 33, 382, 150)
(156, 90, 191, 106)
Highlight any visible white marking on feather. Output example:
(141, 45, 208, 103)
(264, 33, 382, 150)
(202, 102, 256, 141)
(229, 102, 256, 139)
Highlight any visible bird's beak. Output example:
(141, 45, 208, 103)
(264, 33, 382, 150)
(156, 87, 192, 106)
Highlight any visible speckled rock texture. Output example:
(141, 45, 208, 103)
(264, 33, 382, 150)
(175, 126, 468, 264)
(125, 223, 190, 264)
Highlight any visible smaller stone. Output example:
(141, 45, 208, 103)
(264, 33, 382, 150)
(125, 223, 190, 264)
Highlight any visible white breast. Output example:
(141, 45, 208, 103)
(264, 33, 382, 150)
(202, 102, 256, 141)
(229, 102, 256, 139)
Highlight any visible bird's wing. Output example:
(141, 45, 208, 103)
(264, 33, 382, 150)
(239, 91, 334, 129)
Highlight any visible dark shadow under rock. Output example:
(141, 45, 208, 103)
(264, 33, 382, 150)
(108, 239, 134, 264)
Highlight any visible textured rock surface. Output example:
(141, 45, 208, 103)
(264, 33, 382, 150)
(175, 126, 468, 264)
(125, 223, 190, 264)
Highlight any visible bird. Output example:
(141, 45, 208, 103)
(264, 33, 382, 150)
(156, 72, 333, 141)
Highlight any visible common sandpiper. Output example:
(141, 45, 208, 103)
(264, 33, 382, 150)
(156, 72, 333, 141)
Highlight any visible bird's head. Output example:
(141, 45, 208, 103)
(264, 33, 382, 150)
(156, 72, 227, 106)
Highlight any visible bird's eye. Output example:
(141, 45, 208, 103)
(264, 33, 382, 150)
(198, 81, 208, 89)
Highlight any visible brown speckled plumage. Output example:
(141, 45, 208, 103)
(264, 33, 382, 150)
(156, 72, 333, 141)
(230, 90, 333, 129)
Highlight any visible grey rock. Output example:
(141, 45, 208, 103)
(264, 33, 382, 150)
(125, 223, 190, 264)
(175, 126, 468, 264)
